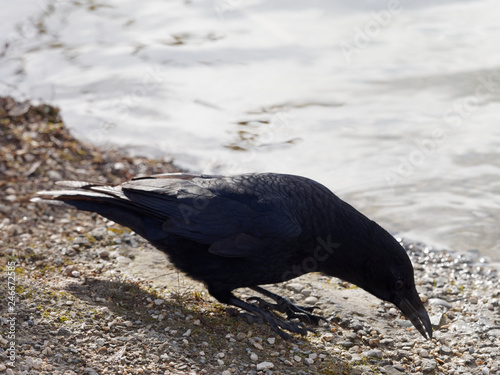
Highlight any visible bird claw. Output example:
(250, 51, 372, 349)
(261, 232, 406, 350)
(238, 308, 312, 340)
(247, 295, 326, 325)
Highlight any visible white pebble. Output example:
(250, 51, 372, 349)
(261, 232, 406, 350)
(217, 359, 224, 365)
(309, 353, 318, 360)
(250, 352, 258, 361)
(6, 369, 14, 375)
(71, 270, 80, 277)
(199, 351, 205, 356)
(193, 319, 201, 325)
(154, 298, 164, 306)
(42, 347, 52, 356)
(32, 358, 43, 369)
(256, 361, 274, 371)
(294, 355, 302, 362)
(218, 352, 225, 359)
(96, 338, 105, 346)
(267, 337, 276, 344)
(183, 329, 191, 337)
(305, 358, 314, 365)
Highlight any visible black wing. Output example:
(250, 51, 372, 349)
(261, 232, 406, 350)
(35, 173, 303, 258)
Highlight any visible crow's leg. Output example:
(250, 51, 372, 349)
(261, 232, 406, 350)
(228, 296, 312, 340)
(249, 286, 327, 325)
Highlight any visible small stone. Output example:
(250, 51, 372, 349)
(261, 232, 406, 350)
(256, 361, 274, 371)
(287, 283, 304, 293)
(42, 347, 53, 356)
(99, 251, 110, 259)
(304, 296, 318, 305)
(96, 338, 105, 346)
(236, 332, 247, 341)
(294, 355, 302, 362)
(193, 319, 201, 326)
(217, 359, 224, 365)
(421, 359, 437, 374)
(383, 365, 404, 375)
(183, 329, 191, 337)
(124, 320, 133, 327)
(199, 351, 205, 356)
(364, 349, 383, 359)
(154, 298, 164, 306)
(305, 358, 314, 365)
(420, 349, 429, 358)
(57, 327, 71, 336)
(429, 298, 451, 309)
(440, 345, 452, 355)
(32, 358, 43, 370)
(217, 352, 225, 359)
(48, 170, 63, 180)
(267, 337, 276, 344)
(221, 371, 231, 375)
(250, 352, 258, 361)
(71, 270, 80, 277)
(430, 313, 448, 328)
(339, 340, 354, 348)
(250, 338, 264, 350)
(0, 364, 6, 371)
(6, 369, 14, 375)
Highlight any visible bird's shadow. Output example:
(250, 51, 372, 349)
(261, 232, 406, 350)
(64, 276, 239, 337)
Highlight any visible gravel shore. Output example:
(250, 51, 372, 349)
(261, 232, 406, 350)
(1, 96, 499, 375)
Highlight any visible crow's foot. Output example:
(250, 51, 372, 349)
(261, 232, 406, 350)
(249, 286, 327, 325)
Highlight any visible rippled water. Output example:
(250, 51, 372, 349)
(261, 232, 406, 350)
(2, 0, 499, 258)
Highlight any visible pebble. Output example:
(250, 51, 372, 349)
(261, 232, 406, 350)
(0, 364, 5, 372)
(256, 361, 274, 371)
(6, 369, 14, 375)
(304, 296, 318, 305)
(42, 346, 53, 356)
(287, 283, 304, 293)
(440, 345, 452, 355)
(236, 332, 247, 341)
(250, 352, 258, 361)
(267, 337, 276, 344)
(364, 349, 383, 359)
(421, 358, 437, 374)
(429, 298, 452, 309)
(293, 355, 302, 362)
(383, 365, 404, 374)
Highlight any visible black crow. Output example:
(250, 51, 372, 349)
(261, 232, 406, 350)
(33, 172, 432, 340)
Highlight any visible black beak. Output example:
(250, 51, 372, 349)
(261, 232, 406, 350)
(397, 291, 433, 339)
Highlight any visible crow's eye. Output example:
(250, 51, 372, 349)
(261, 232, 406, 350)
(395, 280, 404, 290)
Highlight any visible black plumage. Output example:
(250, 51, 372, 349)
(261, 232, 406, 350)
(33, 172, 432, 339)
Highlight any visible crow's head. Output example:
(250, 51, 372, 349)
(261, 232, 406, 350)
(357, 237, 433, 340)
(320, 214, 433, 339)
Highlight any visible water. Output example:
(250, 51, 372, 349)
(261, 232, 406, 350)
(2, 0, 499, 259)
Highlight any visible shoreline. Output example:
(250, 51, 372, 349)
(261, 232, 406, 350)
(1, 96, 499, 374)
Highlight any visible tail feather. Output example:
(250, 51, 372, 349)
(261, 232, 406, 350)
(31, 184, 168, 240)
